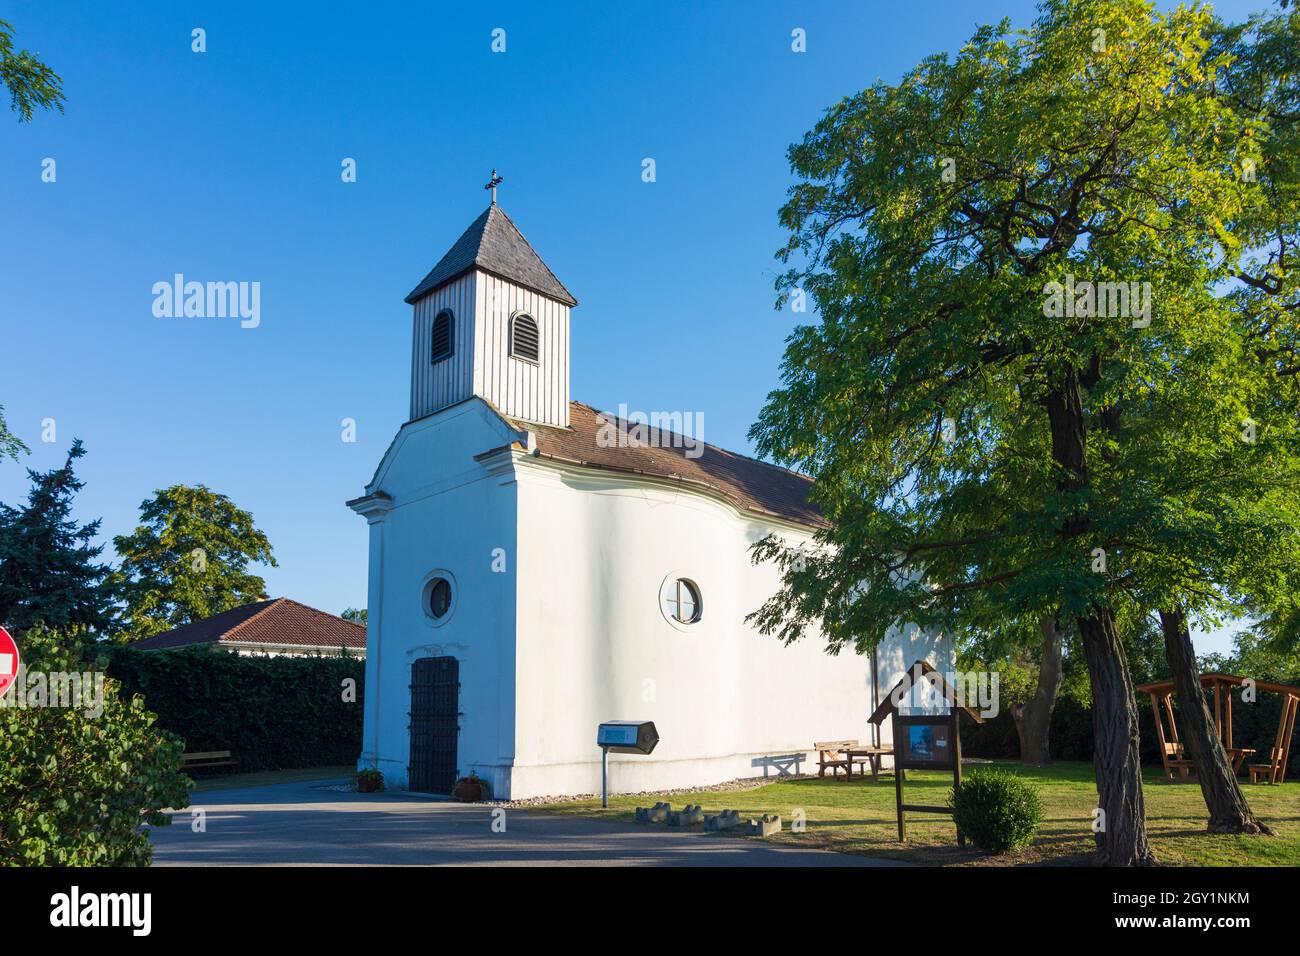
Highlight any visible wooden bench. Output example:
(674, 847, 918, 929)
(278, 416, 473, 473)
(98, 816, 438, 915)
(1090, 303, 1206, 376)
(181, 750, 237, 773)
(815, 740, 873, 778)
(1162, 742, 1196, 781)
(1249, 694, 1297, 784)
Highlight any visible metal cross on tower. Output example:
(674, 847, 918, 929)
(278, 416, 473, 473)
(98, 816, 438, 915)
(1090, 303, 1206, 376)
(484, 168, 503, 204)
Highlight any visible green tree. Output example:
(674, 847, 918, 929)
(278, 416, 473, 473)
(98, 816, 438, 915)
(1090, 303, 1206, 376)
(748, 0, 1265, 864)
(1093, 3, 1300, 835)
(0, 18, 65, 123)
(0, 440, 115, 634)
(960, 615, 1067, 764)
(0, 403, 27, 465)
(1203, 628, 1300, 680)
(0, 625, 190, 865)
(341, 607, 367, 626)
(1101, 328, 1296, 834)
(1207, 4, 1300, 656)
(111, 485, 276, 641)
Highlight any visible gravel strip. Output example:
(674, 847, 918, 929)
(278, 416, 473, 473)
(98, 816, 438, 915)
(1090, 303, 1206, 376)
(488, 773, 818, 808)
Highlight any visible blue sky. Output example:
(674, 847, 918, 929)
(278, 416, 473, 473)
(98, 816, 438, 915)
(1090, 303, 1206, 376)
(0, 1, 1266, 651)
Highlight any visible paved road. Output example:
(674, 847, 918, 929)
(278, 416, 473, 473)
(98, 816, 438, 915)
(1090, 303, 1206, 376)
(149, 779, 902, 867)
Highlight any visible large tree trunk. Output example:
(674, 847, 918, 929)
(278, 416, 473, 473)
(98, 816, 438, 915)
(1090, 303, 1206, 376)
(1045, 371, 1155, 865)
(1158, 606, 1273, 835)
(1012, 616, 1064, 764)
(1076, 608, 1156, 865)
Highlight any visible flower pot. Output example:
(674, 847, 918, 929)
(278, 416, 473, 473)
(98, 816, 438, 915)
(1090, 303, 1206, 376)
(452, 776, 486, 802)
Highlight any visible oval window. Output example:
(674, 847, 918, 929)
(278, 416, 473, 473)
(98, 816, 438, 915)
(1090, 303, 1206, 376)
(428, 577, 452, 619)
(660, 577, 702, 625)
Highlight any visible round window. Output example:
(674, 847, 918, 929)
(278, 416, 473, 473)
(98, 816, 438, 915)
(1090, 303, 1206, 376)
(428, 577, 452, 619)
(661, 577, 702, 625)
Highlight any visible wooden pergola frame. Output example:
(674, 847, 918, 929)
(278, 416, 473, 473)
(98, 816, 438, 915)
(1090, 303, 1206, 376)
(1136, 672, 1300, 785)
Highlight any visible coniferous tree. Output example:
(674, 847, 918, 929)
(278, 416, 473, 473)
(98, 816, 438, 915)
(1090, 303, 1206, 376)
(0, 440, 115, 634)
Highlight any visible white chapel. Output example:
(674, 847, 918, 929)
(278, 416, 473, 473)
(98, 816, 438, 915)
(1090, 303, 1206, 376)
(348, 192, 953, 799)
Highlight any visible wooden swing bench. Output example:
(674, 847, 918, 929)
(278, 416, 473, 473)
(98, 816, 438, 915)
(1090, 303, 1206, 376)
(1248, 692, 1299, 784)
(1137, 673, 1298, 785)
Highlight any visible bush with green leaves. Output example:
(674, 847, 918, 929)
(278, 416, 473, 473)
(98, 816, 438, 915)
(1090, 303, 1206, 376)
(106, 645, 363, 772)
(949, 769, 1044, 854)
(0, 626, 190, 865)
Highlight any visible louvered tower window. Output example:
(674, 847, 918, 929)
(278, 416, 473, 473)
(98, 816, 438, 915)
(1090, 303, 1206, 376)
(511, 314, 539, 362)
(431, 310, 454, 362)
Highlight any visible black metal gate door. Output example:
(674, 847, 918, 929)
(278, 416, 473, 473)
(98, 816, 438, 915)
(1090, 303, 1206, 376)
(409, 656, 459, 793)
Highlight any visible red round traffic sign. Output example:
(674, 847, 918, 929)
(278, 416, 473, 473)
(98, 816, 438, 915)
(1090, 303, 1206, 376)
(0, 626, 19, 699)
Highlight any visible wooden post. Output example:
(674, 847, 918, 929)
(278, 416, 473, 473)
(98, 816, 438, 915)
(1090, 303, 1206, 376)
(1277, 695, 1298, 784)
(892, 714, 906, 841)
(952, 709, 964, 848)
(1224, 678, 1234, 749)
(1149, 692, 1171, 778)
(1163, 693, 1180, 747)
(1206, 681, 1216, 749)
(895, 766, 906, 841)
(1262, 700, 1289, 784)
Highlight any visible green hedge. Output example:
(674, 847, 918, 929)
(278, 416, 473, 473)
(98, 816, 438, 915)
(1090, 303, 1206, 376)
(961, 695, 1097, 763)
(106, 647, 364, 773)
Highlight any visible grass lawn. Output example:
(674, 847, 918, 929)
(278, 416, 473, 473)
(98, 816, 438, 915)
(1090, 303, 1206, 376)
(189, 765, 354, 793)
(534, 761, 1299, 866)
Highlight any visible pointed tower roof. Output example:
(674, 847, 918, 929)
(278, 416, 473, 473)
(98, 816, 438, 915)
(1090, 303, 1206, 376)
(405, 204, 577, 306)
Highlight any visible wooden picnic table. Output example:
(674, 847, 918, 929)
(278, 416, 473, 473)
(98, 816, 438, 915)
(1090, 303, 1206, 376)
(838, 746, 893, 782)
(1226, 748, 1256, 774)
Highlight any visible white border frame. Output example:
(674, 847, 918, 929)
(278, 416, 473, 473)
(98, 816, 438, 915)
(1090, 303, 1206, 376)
(421, 568, 459, 627)
(658, 569, 703, 632)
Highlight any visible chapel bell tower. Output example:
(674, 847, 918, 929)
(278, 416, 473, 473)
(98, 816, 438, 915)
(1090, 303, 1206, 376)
(404, 172, 577, 428)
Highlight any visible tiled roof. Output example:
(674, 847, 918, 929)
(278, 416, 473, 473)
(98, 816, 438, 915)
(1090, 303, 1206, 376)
(130, 598, 366, 651)
(512, 401, 826, 528)
(405, 204, 577, 306)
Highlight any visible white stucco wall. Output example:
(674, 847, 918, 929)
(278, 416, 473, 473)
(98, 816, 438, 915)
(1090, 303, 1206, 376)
(507, 455, 954, 799)
(356, 399, 521, 795)
(356, 399, 955, 799)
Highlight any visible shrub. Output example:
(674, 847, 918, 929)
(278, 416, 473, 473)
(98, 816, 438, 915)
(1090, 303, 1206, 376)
(106, 645, 363, 773)
(948, 768, 1043, 854)
(0, 626, 190, 865)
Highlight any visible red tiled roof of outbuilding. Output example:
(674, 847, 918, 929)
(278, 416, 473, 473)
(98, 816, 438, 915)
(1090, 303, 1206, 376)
(130, 598, 366, 652)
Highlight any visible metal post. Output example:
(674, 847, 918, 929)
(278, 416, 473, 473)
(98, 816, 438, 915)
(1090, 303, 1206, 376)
(601, 746, 609, 807)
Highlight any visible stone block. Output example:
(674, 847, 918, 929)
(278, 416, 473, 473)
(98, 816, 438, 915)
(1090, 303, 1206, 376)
(704, 809, 742, 831)
(635, 801, 671, 823)
(667, 804, 704, 826)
